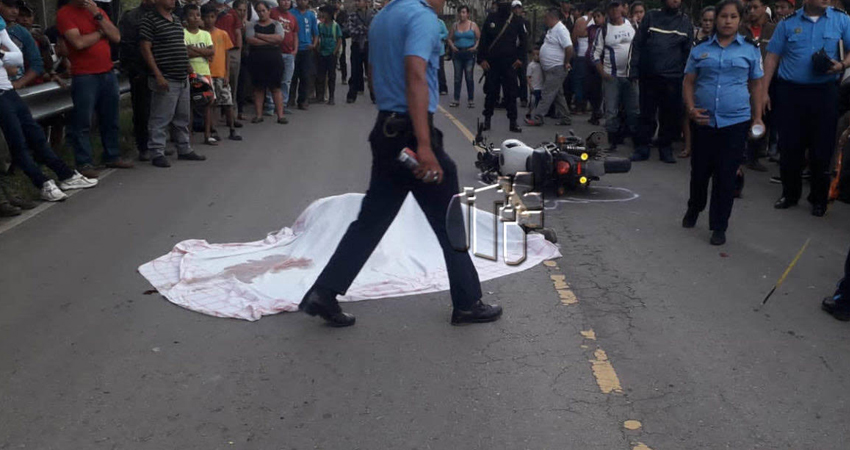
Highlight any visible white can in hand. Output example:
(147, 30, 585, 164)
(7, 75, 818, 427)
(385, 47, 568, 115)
(750, 123, 765, 139)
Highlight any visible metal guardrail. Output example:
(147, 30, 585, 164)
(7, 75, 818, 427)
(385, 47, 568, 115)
(17, 73, 131, 122)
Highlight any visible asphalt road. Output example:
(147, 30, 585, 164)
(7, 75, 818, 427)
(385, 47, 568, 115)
(1, 69, 849, 450)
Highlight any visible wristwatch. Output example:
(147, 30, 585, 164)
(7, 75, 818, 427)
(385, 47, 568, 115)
(94, 12, 104, 21)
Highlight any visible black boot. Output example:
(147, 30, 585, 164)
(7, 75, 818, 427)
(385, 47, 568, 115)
(298, 286, 356, 327)
(682, 208, 699, 228)
(710, 230, 726, 246)
(822, 295, 850, 321)
(509, 120, 522, 133)
(0, 188, 21, 217)
(483, 116, 491, 131)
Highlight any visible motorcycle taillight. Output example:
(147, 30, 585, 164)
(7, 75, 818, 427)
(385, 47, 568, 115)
(556, 160, 571, 175)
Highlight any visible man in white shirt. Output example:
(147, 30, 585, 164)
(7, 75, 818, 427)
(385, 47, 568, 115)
(593, 0, 638, 151)
(526, 8, 573, 126)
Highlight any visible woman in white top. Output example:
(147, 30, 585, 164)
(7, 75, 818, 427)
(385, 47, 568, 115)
(0, 22, 97, 202)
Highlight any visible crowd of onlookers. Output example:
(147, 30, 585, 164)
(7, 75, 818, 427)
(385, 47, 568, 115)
(0, 0, 377, 217)
(458, 0, 849, 236)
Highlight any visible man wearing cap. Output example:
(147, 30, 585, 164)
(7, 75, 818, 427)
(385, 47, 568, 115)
(57, 0, 134, 178)
(298, 0, 502, 328)
(0, 0, 44, 89)
(763, 0, 850, 217)
(628, 0, 693, 164)
(479, 0, 527, 132)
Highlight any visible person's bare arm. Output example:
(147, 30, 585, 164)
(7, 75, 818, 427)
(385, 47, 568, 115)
(140, 40, 169, 91)
(564, 45, 574, 70)
(749, 77, 764, 125)
(761, 52, 779, 112)
(234, 27, 243, 49)
(405, 56, 442, 183)
(62, 28, 104, 50)
(12, 68, 38, 89)
(683, 73, 708, 126)
(448, 25, 458, 53)
(96, 15, 121, 43)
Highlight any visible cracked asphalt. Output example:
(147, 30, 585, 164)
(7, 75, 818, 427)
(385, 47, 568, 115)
(2, 72, 849, 449)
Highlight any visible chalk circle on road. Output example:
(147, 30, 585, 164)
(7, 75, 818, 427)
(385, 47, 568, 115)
(544, 186, 639, 209)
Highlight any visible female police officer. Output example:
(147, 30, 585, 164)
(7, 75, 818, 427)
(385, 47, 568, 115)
(681, 0, 764, 246)
(297, 0, 503, 327)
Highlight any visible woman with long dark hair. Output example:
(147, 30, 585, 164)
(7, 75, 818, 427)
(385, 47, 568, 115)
(681, 0, 763, 245)
(447, 5, 480, 108)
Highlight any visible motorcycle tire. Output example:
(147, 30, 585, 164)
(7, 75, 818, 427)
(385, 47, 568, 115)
(603, 157, 632, 174)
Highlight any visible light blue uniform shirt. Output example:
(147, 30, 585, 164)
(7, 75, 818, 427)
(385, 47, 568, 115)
(766, 7, 850, 84)
(684, 34, 763, 128)
(290, 7, 319, 52)
(369, 0, 441, 113)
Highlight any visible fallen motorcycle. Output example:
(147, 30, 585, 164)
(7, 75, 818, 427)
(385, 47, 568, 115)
(473, 122, 632, 196)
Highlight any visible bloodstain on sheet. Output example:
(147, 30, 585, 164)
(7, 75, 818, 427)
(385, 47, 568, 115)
(187, 255, 313, 285)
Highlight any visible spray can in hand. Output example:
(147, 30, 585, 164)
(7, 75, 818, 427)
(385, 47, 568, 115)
(397, 147, 419, 171)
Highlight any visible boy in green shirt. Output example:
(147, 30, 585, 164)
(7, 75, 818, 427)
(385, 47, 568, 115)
(315, 5, 342, 105)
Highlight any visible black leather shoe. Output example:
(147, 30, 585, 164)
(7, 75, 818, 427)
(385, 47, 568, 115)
(509, 121, 522, 133)
(298, 287, 356, 327)
(152, 156, 171, 168)
(811, 204, 827, 217)
(659, 147, 676, 164)
(178, 151, 207, 161)
(451, 300, 503, 325)
(710, 230, 726, 246)
(821, 296, 850, 321)
(774, 196, 798, 209)
(682, 208, 699, 228)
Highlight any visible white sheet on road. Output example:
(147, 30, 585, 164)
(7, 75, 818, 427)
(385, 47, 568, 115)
(138, 193, 562, 321)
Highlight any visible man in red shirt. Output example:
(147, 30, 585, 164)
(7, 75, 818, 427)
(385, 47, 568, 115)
(57, 0, 132, 178)
(270, 0, 297, 111)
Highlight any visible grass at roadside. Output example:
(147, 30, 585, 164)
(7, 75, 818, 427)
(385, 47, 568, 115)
(3, 96, 136, 201)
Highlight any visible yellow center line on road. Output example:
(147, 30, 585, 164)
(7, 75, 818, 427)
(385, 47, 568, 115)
(437, 105, 476, 143)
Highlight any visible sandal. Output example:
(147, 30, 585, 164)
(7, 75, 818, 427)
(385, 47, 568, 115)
(251, 117, 264, 124)
(678, 148, 691, 158)
(277, 116, 289, 124)
(449, 101, 460, 107)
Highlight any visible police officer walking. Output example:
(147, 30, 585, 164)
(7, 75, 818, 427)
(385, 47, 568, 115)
(479, 0, 528, 133)
(822, 246, 850, 321)
(299, 0, 503, 328)
(763, 0, 850, 216)
(629, 0, 694, 163)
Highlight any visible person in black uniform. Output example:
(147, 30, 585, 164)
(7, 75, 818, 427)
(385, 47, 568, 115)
(822, 246, 850, 321)
(513, 0, 530, 108)
(298, 0, 503, 328)
(479, 0, 527, 133)
(629, 0, 694, 163)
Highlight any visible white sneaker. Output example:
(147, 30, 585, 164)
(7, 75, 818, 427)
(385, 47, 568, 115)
(40, 180, 68, 202)
(59, 171, 98, 190)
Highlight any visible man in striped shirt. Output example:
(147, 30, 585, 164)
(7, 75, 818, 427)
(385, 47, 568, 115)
(139, 0, 206, 168)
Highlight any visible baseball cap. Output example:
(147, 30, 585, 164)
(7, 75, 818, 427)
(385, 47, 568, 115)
(17, 0, 33, 13)
(511, 0, 522, 7)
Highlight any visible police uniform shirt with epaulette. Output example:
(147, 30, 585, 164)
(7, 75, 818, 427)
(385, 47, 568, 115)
(369, 0, 441, 113)
(685, 33, 764, 128)
(766, 6, 850, 84)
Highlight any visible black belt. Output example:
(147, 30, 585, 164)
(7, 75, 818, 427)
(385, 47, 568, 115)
(377, 111, 434, 138)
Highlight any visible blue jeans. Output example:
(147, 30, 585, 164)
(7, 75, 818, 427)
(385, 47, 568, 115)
(571, 57, 587, 105)
(266, 53, 296, 112)
(452, 49, 475, 102)
(0, 90, 74, 187)
(602, 77, 639, 136)
(69, 72, 121, 165)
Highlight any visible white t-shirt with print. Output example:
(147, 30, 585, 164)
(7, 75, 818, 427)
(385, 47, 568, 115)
(592, 21, 635, 77)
